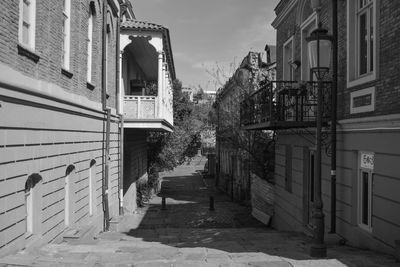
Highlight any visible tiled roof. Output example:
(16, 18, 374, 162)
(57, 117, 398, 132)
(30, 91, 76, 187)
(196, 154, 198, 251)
(121, 20, 166, 31)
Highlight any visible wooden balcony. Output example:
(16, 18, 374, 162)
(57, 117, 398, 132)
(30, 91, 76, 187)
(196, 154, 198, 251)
(240, 81, 331, 130)
(123, 95, 173, 131)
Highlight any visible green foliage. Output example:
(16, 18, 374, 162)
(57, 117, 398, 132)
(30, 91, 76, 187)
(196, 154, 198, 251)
(147, 79, 202, 173)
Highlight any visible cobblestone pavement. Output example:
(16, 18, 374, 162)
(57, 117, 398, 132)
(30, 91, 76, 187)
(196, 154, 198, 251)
(0, 156, 398, 266)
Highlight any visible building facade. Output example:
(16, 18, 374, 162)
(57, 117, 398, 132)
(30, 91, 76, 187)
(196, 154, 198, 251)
(241, 0, 400, 257)
(0, 0, 136, 256)
(215, 52, 275, 205)
(120, 20, 175, 213)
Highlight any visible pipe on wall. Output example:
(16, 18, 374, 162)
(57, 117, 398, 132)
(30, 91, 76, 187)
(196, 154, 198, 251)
(330, 0, 338, 234)
(116, 7, 124, 216)
(101, 0, 110, 231)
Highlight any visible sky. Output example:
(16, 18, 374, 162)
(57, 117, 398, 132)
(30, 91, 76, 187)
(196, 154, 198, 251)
(132, 0, 280, 91)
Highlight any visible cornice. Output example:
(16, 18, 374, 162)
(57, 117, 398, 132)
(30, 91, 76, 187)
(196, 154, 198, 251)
(271, 0, 298, 29)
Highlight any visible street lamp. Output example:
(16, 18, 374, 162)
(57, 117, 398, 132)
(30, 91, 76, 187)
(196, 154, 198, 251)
(306, 24, 333, 258)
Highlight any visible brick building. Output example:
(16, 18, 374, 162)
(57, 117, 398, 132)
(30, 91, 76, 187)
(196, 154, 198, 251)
(241, 0, 400, 257)
(215, 51, 275, 209)
(0, 0, 135, 255)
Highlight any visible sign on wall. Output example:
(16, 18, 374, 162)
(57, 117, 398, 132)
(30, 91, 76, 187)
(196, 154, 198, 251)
(360, 152, 374, 170)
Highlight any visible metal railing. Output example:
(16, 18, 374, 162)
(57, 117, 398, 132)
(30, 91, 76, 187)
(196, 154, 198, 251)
(240, 81, 331, 128)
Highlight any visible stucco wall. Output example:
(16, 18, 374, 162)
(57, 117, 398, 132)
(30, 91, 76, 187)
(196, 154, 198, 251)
(0, 86, 121, 255)
(273, 128, 400, 255)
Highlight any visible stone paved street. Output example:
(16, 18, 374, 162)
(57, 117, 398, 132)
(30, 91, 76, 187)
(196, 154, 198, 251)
(0, 156, 398, 266)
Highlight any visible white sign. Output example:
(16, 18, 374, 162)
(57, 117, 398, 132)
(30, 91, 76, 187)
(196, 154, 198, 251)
(361, 152, 374, 170)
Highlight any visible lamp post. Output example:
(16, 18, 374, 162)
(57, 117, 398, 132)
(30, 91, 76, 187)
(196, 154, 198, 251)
(306, 24, 333, 258)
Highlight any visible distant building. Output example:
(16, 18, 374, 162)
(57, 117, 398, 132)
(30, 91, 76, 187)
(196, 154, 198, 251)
(215, 51, 276, 208)
(182, 87, 194, 101)
(204, 90, 217, 101)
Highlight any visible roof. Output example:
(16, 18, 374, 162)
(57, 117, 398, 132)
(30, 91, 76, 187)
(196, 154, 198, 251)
(121, 20, 166, 31)
(120, 19, 176, 81)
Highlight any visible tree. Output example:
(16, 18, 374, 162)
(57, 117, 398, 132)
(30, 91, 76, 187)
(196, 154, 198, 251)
(213, 52, 275, 183)
(147, 79, 202, 173)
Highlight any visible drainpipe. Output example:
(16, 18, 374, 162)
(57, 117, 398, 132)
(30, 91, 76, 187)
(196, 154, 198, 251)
(119, 116, 124, 215)
(101, 0, 110, 231)
(330, 0, 338, 234)
(116, 8, 124, 216)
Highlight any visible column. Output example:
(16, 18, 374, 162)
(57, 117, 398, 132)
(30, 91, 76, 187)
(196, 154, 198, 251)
(157, 51, 163, 117)
(119, 50, 124, 115)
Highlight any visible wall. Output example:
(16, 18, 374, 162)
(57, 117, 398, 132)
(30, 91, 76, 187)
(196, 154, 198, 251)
(123, 130, 148, 213)
(273, 128, 400, 255)
(0, 0, 121, 256)
(272, 0, 400, 256)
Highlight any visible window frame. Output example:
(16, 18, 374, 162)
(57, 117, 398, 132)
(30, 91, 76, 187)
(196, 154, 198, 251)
(358, 169, 373, 232)
(18, 0, 36, 49)
(357, 151, 374, 232)
(283, 36, 294, 81)
(347, 0, 378, 88)
(62, 0, 71, 70)
(300, 12, 318, 81)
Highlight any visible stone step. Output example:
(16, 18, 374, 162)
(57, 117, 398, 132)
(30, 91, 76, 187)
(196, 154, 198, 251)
(62, 225, 97, 244)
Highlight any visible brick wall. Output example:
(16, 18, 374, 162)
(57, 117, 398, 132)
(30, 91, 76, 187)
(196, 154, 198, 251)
(0, 0, 122, 255)
(0, 0, 118, 109)
(275, 0, 400, 119)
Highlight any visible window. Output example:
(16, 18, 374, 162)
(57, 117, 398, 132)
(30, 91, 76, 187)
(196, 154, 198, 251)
(359, 170, 373, 230)
(62, 0, 71, 70)
(358, 151, 374, 231)
(18, 0, 36, 49)
(347, 0, 377, 87)
(283, 37, 294, 81)
(65, 165, 75, 226)
(25, 174, 42, 235)
(87, 10, 94, 82)
(300, 13, 317, 81)
(105, 11, 113, 96)
(89, 160, 96, 216)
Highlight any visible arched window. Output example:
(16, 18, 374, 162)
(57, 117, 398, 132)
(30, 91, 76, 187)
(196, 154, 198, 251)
(25, 173, 42, 235)
(65, 165, 76, 226)
(89, 160, 97, 216)
(87, 6, 95, 82)
(105, 11, 114, 96)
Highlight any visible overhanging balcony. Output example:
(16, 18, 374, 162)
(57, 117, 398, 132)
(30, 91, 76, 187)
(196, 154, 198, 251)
(123, 95, 173, 132)
(240, 81, 331, 130)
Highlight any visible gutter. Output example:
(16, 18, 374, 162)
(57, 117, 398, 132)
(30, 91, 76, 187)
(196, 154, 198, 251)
(102, 0, 110, 231)
(116, 4, 124, 216)
(330, 0, 338, 234)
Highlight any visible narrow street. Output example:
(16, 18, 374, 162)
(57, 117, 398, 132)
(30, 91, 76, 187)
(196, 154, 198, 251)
(0, 157, 397, 267)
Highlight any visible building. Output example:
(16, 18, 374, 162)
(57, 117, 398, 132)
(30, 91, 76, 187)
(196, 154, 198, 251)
(241, 0, 400, 257)
(215, 51, 276, 207)
(182, 87, 194, 102)
(120, 20, 175, 212)
(0, 0, 175, 256)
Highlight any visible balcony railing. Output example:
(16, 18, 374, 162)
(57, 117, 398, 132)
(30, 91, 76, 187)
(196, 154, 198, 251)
(240, 81, 331, 130)
(123, 95, 173, 126)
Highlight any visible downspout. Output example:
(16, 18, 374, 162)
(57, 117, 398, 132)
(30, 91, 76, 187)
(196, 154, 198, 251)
(104, 108, 111, 231)
(330, 0, 338, 233)
(119, 116, 124, 215)
(116, 8, 124, 216)
(101, 0, 110, 231)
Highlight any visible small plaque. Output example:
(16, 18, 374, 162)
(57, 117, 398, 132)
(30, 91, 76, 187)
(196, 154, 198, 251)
(360, 152, 374, 170)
